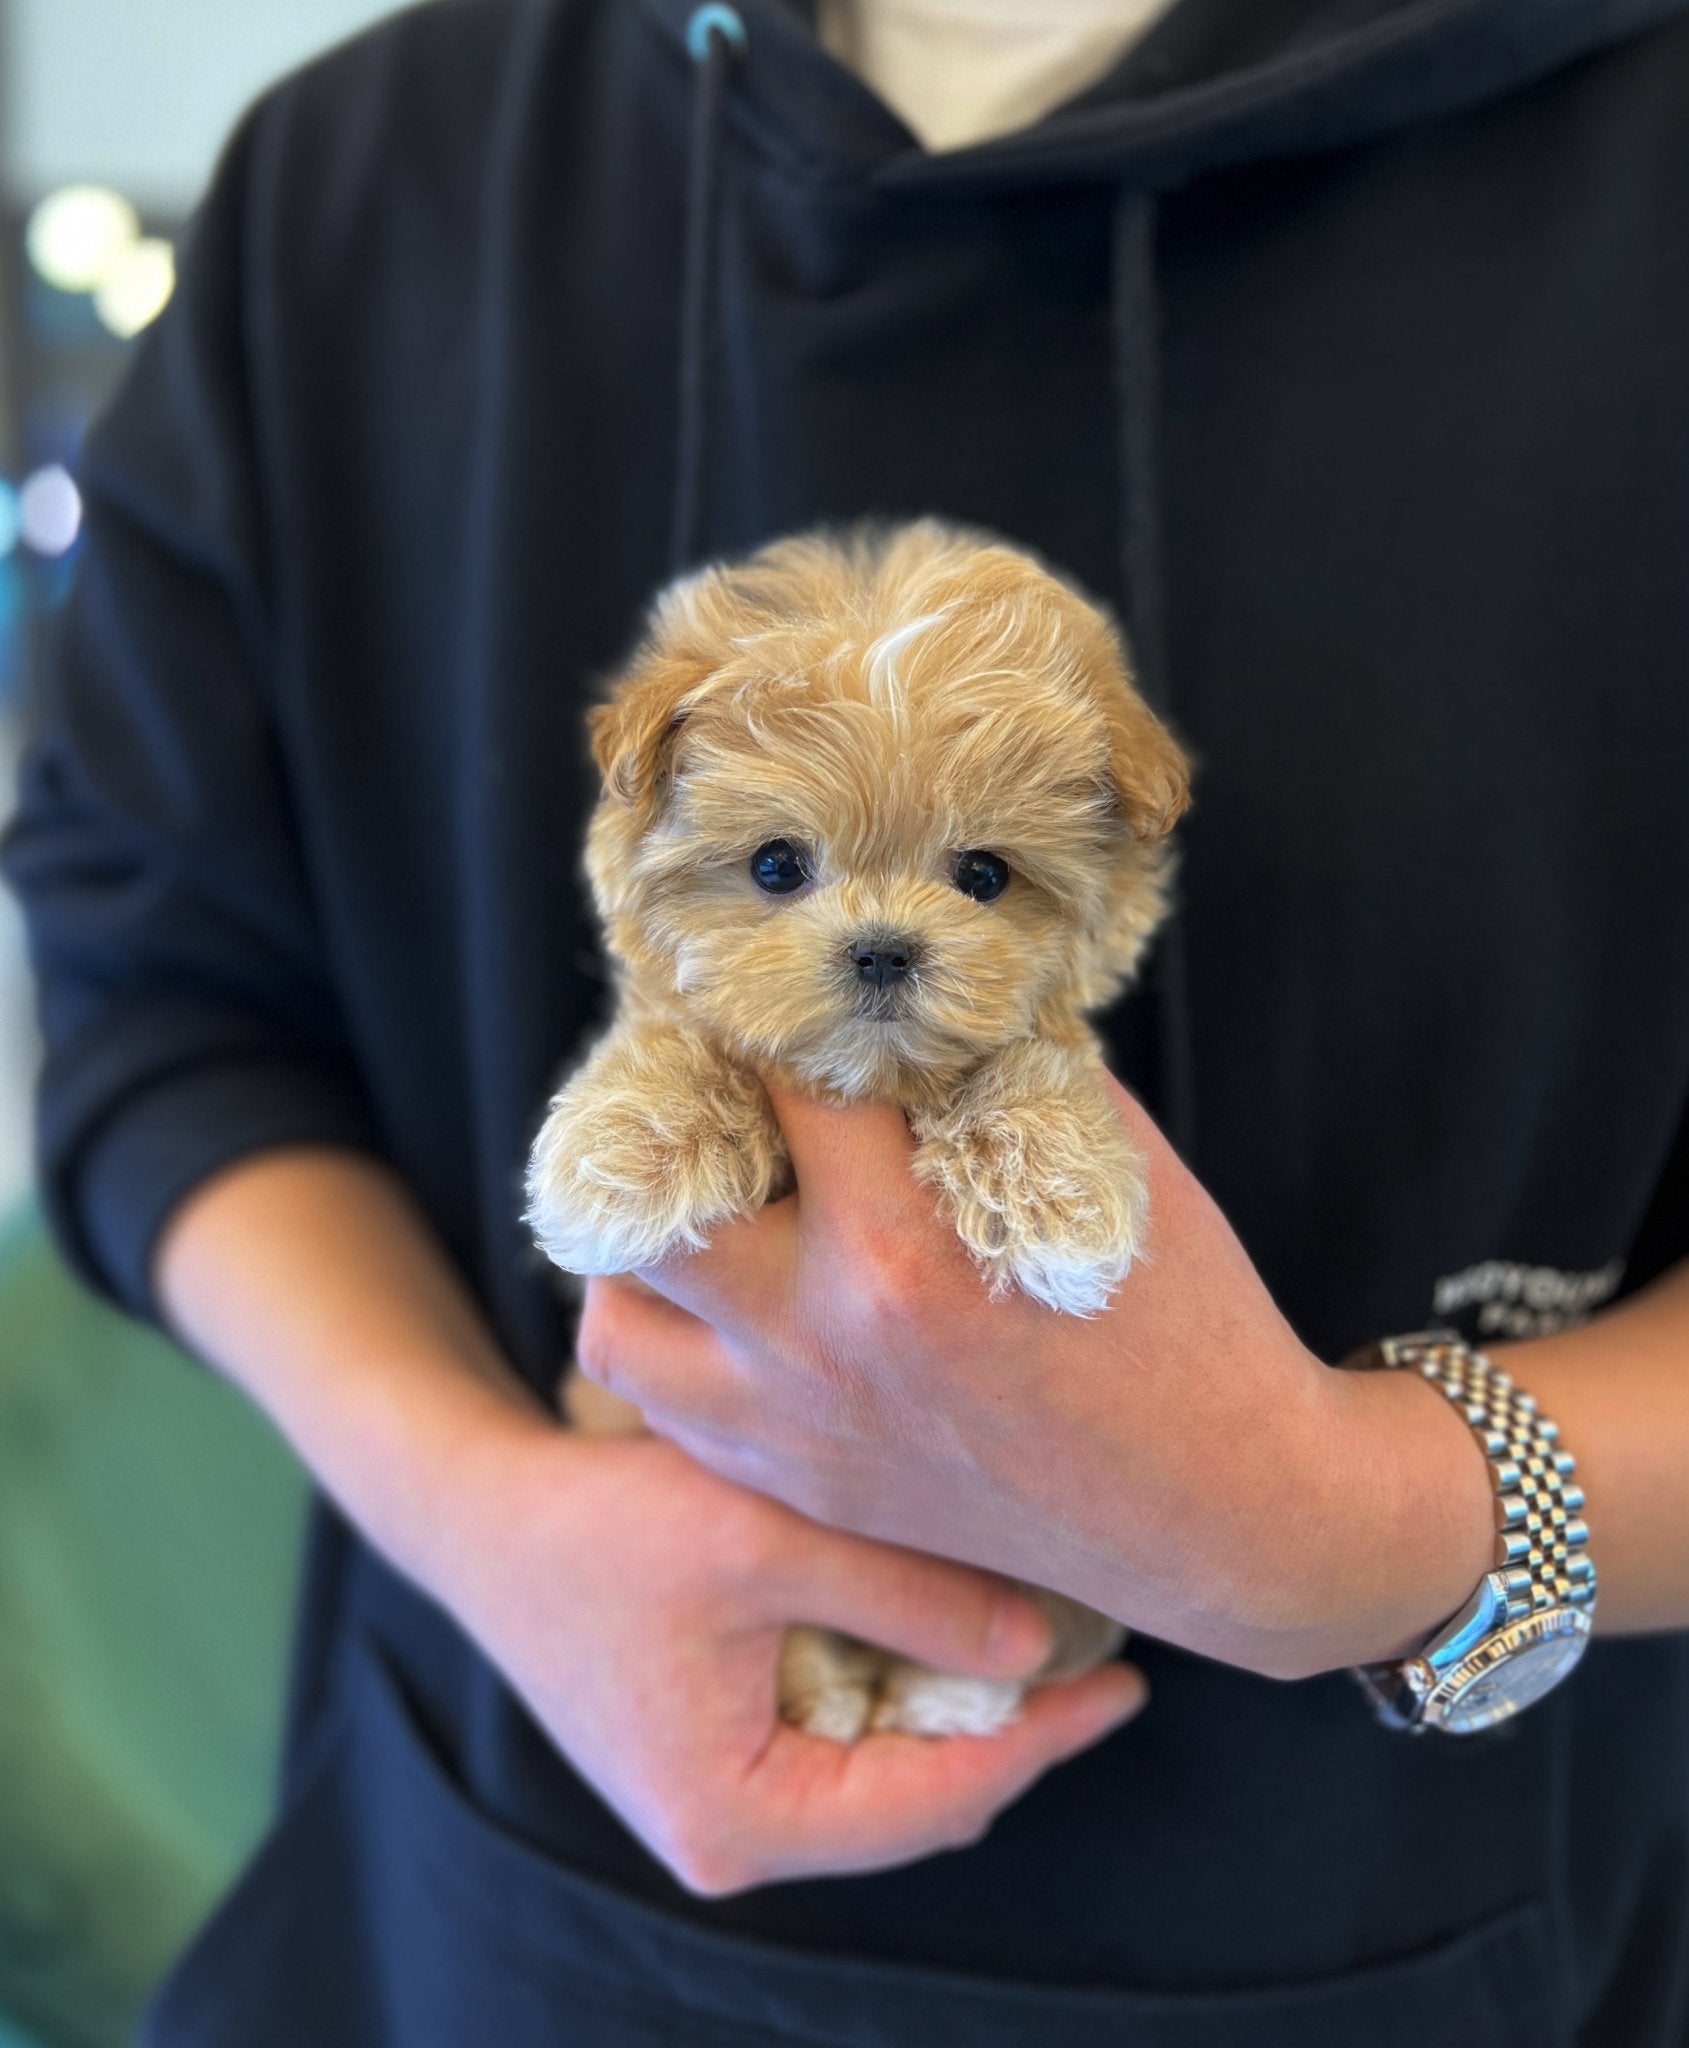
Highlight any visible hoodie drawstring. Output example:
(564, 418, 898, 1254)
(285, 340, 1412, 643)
(669, 31, 1198, 1161)
(672, 4, 746, 577)
(1112, 188, 1198, 1165)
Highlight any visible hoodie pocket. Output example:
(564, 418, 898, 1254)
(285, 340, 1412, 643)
(146, 1637, 1565, 2048)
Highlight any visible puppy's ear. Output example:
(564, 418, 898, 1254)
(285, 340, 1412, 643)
(588, 652, 707, 816)
(1010, 566, 1189, 842)
(1102, 680, 1191, 841)
(1068, 602, 1189, 839)
(589, 570, 728, 818)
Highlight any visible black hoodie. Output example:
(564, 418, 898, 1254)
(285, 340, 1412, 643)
(6, 0, 1689, 2040)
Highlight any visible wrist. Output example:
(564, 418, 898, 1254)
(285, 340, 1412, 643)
(327, 1349, 564, 1604)
(1254, 1360, 1496, 1682)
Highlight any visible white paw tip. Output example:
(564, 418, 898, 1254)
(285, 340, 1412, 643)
(1005, 1249, 1137, 1319)
(872, 1674, 1025, 1738)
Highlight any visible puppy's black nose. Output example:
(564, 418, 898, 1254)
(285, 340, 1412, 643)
(850, 936, 919, 988)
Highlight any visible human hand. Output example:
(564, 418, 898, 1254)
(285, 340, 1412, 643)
(577, 1078, 1496, 1681)
(431, 1428, 1146, 1896)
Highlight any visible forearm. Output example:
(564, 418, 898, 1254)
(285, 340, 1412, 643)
(1490, 1258, 1689, 1635)
(153, 1146, 567, 1599)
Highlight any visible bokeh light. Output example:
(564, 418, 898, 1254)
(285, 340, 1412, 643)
(94, 237, 176, 339)
(19, 466, 83, 557)
(0, 484, 21, 563)
(26, 184, 139, 294)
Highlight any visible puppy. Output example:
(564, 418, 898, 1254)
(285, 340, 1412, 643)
(528, 520, 1189, 1740)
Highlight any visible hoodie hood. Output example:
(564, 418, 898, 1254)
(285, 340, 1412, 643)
(643, 0, 1689, 189)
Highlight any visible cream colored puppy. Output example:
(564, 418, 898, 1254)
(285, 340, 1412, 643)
(528, 520, 1189, 1740)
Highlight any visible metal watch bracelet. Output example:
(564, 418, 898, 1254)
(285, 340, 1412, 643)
(1342, 1330, 1596, 1733)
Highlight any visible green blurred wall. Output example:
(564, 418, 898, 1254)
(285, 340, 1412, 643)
(0, 1206, 307, 2048)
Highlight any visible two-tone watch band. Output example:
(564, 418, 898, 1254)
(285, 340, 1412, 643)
(1376, 1331, 1596, 1621)
(1345, 1329, 1597, 1733)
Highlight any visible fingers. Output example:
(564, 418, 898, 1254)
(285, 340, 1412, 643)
(583, 1307, 1067, 1673)
(577, 1272, 734, 1406)
(760, 1081, 919, 1232)
(633, 1192, 799, 1327)
(773, 1527, 1061, 1681)
(635, 1084, 928, 1326)
(746, 1663, 1148, 1880)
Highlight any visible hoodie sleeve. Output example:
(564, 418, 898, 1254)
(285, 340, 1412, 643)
(0, 103, 382, 1322)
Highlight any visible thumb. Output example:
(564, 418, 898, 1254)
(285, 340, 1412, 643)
(774, 1527, 1062, 1681)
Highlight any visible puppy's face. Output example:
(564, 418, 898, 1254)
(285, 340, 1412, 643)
(587, 524, 1187, 1099)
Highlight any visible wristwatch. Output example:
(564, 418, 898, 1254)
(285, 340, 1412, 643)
(1339, 1330, 1596, 1735)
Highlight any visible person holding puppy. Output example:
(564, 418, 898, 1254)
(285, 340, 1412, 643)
(7, 0, 1689, 2042)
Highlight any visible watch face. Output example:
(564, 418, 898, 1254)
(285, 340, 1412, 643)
(1431, 1609, 1591, 1735)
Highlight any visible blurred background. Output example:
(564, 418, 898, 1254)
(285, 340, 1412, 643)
(0, 7, 399, 2044)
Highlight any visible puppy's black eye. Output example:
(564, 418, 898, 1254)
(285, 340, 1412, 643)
(750, 839, 810, 895)
(953, 850, 1010, 902)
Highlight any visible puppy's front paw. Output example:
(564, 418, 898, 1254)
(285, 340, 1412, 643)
(779, 1589, 1124, 1744)
(914, 1047, 1147, 1316)
(869, 1664, 1025, 1738)
(526, 1029, 785, 1274)
(779, 1629, 1026, 1740)
(778, 1627, 885, 1744)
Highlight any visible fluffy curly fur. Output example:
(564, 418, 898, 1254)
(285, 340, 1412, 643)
(529, 520, 1189, 1738)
